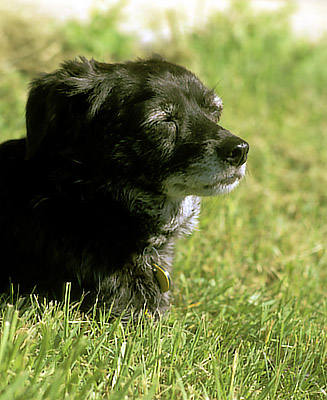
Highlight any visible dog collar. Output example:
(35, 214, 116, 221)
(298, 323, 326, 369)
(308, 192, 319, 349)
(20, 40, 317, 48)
(152, 263, 171, 293)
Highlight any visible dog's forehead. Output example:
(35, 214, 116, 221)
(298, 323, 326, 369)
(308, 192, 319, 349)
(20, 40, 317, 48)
(149, 71, 200, 92)
(147, 72, 222, 107)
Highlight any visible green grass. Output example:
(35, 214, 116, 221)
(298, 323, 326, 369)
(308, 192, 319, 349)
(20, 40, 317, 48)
(1, 2, 327, 398)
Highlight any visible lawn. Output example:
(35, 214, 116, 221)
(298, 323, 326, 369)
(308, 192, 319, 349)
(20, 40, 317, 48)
(0, 2, 327, 399)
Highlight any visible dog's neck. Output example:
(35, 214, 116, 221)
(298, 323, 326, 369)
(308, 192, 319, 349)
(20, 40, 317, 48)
(118, 186, 201, 239)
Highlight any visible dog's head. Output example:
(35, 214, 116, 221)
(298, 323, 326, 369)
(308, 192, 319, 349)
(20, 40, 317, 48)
(25, 57, 249, 197)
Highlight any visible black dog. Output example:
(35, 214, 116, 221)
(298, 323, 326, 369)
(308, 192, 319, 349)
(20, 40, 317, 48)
(0, 57, 249, 318)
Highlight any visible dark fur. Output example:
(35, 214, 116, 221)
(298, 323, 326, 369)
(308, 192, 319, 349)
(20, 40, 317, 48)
(0, 57, 249, 318)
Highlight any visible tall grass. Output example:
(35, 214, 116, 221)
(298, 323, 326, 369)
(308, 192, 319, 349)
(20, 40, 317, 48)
(1, 2, 327, 398)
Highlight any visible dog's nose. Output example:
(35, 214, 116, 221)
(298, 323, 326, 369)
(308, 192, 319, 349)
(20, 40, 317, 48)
(220, 136, 249, 167)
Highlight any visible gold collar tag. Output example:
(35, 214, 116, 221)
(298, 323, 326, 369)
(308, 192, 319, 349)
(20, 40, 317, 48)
(152, 264, 171, 293)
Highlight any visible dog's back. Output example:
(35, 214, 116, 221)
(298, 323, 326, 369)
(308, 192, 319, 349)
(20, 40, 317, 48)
(0, 138, 150, 298)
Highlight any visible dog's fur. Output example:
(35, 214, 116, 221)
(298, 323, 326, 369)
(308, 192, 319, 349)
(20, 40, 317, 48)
(0, 57, 249, 318)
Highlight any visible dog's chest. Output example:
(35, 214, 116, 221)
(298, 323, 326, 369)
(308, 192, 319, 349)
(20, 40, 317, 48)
(166, 195, 201, 236)
(148, 195, 200, 248)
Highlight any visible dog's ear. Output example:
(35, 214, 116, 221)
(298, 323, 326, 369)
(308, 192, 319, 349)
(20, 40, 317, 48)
(25, 58, 100, 160)
(25, 77, 89, 160)
(25, 79, 52, 159)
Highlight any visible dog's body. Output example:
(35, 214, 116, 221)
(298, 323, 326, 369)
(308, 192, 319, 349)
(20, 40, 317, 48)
(0, 57, 248, 318)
